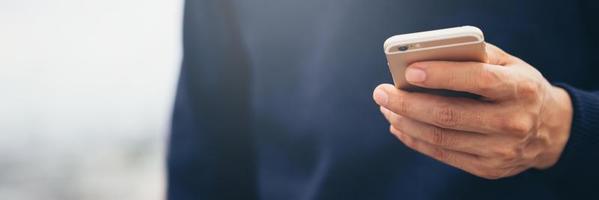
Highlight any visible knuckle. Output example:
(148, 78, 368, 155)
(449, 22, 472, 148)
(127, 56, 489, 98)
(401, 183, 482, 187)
(475, 67, 502, 93)
(433, 104, 460, 128)
(495, 149, 517, 160)
(432, 147, 447, 160)
(428, 127, 450, 146)
(395, 93, 411, 115)
(510, 144, 527, 160)
(499, 117, 532, 135)
(490, 150, 520, 167)
(516, 81, 541, 101)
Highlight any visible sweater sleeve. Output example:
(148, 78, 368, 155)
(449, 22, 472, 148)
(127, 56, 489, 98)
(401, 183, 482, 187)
(542, 83, 599, 183)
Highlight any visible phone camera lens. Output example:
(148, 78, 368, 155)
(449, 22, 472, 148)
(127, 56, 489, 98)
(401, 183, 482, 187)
(398, 46, 409, 51)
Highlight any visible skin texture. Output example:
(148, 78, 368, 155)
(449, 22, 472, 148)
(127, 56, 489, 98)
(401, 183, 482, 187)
(373, 43, 573, 179)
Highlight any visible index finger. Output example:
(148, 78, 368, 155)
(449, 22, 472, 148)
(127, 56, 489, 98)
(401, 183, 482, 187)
(373, 84, 499, 134)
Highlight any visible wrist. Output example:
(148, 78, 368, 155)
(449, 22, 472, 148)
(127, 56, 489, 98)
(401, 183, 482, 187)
(534, 86, 573, 169)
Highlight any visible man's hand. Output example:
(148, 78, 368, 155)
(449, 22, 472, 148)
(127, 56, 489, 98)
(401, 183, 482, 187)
(372, 44, 573, 179)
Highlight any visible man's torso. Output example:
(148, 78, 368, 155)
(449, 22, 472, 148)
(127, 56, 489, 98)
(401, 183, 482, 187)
(169, 0, 596, 199)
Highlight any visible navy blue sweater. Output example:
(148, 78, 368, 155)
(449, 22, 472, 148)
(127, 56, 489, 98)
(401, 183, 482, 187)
(168, 0, 599, 199)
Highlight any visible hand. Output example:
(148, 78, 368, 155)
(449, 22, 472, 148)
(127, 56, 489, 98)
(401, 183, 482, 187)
(372, 43, 573, 179)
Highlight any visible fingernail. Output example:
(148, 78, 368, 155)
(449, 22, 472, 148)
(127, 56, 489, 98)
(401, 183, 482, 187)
(405, 67, 426, 83)
(373, 88, 389, 106)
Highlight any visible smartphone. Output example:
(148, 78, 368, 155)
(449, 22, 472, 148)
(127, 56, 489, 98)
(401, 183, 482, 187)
(383, 26, 487, 97)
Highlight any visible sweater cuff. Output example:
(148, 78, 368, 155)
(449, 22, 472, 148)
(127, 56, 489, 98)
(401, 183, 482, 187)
(545, 83, 599, 177)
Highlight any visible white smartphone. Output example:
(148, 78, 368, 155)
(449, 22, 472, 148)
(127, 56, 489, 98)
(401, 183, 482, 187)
(384, 26, 487, 97)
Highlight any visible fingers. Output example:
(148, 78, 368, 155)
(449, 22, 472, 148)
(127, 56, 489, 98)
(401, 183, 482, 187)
(380, 107, 492, 156)
(390, 126, 525, 180)
(389, 126, 485, 175)
(374, 84, 499, 134)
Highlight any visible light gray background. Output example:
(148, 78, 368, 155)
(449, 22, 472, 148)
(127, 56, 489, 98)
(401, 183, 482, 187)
(0, 0, 182, 199)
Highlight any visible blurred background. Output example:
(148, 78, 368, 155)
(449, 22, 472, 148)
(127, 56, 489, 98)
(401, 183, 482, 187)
(0, 0, 182, 199)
